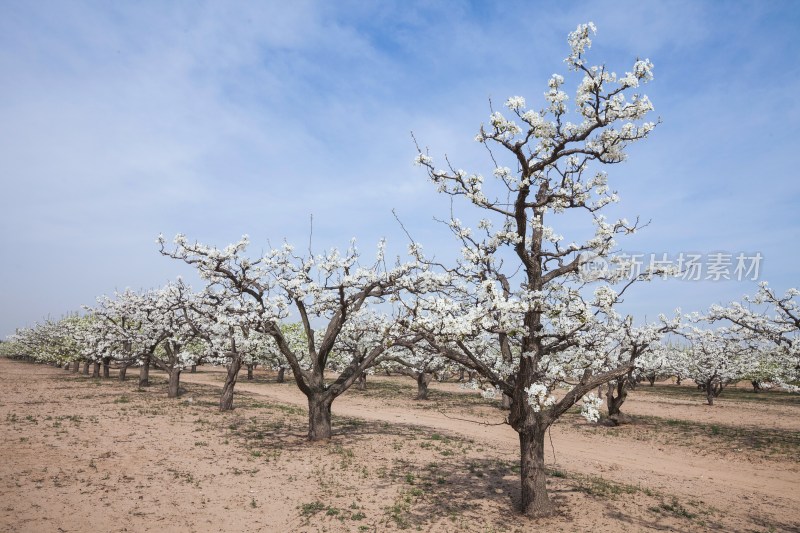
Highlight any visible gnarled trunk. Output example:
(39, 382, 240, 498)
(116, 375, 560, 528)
(102, 357, 111, 378)
(190, 365, 197, 373)
(138, 355, 150, 388)
(751, 380, 762, 392)
(416, 372, 432, 400)
(307, 394, 333, 441)
(82, 361, 90, 375)
(220, 358, 242, 411)
(92, 362, 100, 378)
(519, 426, 555, 517)
(246, 364, 254, 380)
(72, 361, 80, 373)
(167, 369, 181, 398)
(605, 379, 632, 425)
(118, 364, 128, 381)
(357, 372, 367, 391)
(607, 382, 626, 417)
(705, 379, 724, 405)
(276, 366, 286, 383)
(509, 354, 558, 517)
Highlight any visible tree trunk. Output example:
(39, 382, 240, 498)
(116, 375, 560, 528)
(519, 427, 555, 517)
(102, 357, 110, 378)
(246, 364, 254, 381)
(307, 394, 333, 440)
(72, 361, 80, 373)
(606, 379, 632, 425)
(190, 365, 197, 373)
(458, 368, 466, 382)
(277, 366, 286, 383)
(118, 365, 128, 381)
(167, 369, 181, 399)
(220, 358, 242, 411)
(676, 375, 682, 386)
(647, 374, 656, 387)
(138, 356, 150, 388)
(82, 361, 90, 375)
(416, 372, 431, 400)
(708, 380, 724, 404)
(751, 380, 762, 392)
(704, 379, 720, 405)
(92, 362, 100, 378)
(63, 362, 70, 370)
(357, 372, 367, 391)
(607, 383, 625, 417)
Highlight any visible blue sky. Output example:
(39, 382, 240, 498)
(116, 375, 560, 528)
(1, 1, 798, 336)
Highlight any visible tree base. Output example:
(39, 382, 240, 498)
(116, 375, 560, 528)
(520, 503, 558, 518)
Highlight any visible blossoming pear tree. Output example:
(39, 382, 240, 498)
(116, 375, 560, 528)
(594, 322, 677, 424)
(90, 289, 153, 381)
(8, 316, 84, 369)
(70, 313, 114, 377)
(180, 290, 276, 409)
(707, 282, 799, 392)
(159, 234, 425, 440)
(93, 289, 160, 387)
(677, 326, 754, 405)
(94, 280, 202, 397)
(408, 22, 676, 516)
(376, 343, 456, 400)
(0, 338, 25, 360)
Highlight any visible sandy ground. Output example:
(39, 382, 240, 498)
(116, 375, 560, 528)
(1, 359, 798, 532)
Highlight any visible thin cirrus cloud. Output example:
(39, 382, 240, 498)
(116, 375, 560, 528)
(0, 0, 798, 335)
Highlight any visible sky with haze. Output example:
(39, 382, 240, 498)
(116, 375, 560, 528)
(1, 0, 798, 336)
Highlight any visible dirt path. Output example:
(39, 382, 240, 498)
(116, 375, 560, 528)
(3, 360, 798, 532)
(614, 389, 800, 432)
(181, 370, 800, 529)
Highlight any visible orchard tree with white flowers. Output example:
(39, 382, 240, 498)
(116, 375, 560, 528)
(160, 234, 426, 439)
(8, 316, 84, 369)
(90, 289, 154, 381)
(374, 342, 455, 400)
(677, 327, 754, 405)
(178, 290, 270, 410)
(597, 325, 678, 424)
(407, 22, 677, 516)
(92, 289, 168, 387)
(141, 281, 204, 398)
(94, 280, 202, 397)
(707, 282, 799, 391)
